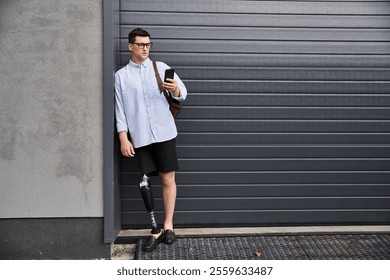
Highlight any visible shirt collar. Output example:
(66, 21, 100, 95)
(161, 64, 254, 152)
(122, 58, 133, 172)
(129, 57, 151, 69)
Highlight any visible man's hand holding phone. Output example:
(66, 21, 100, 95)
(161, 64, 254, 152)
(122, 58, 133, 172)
(162, 68, 180, 97)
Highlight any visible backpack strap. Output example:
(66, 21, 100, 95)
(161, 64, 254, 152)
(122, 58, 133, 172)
(152, 60, 164, 93)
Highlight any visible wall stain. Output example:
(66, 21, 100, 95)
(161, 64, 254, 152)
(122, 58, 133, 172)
(0, 127, 22, 161)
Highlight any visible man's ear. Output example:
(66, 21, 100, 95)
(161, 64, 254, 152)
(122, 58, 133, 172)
(128, 43, 133, 52)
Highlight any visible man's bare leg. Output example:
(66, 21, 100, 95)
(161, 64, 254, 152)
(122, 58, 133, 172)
(159, 171, 177, 230)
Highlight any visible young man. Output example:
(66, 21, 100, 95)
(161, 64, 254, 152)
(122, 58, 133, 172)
(115, 28, 187, 251)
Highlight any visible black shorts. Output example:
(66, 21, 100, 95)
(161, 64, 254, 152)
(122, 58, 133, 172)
(135, 138, 179, 176)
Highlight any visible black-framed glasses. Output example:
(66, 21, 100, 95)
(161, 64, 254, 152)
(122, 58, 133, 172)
(131, 42, 153, 49)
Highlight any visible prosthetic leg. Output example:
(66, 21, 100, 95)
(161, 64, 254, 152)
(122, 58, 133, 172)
(139, 174, 161, 234)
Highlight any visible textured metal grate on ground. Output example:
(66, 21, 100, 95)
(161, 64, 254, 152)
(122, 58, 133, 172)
(135, 234, 390, 260)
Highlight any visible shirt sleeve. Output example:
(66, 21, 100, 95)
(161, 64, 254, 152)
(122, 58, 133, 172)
(171, 72, 188, 102)
(114, 72, 128, 133)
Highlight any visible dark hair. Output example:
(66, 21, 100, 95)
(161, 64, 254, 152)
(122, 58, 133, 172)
(128, 28, 151, 44)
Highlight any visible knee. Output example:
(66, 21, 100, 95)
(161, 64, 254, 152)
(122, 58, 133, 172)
(159, 172, 176, 187)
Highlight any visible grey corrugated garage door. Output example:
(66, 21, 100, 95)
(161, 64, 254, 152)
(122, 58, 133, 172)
(119, 0, 390, 228)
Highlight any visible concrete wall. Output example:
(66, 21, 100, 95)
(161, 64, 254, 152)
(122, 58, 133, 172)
(0, 0, 103, 218)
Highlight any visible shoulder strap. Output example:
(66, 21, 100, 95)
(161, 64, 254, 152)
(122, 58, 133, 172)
(152, 61, 163, 93)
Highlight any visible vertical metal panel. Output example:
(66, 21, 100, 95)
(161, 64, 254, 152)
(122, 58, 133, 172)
(103, 0, 121, 243)
(118, 0, 390, 228)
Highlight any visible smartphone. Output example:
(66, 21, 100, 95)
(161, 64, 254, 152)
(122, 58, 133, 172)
(164, 68, 175, 82)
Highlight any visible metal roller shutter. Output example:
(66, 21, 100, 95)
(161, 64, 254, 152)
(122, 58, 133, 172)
(119, 0, 390, 228)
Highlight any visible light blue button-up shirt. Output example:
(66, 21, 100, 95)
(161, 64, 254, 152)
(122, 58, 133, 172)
(115, 58, 187, 148)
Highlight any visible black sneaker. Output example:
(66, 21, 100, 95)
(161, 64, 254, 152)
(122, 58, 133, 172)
(143, 231, 164, 251)
(164, 229, 176, 245)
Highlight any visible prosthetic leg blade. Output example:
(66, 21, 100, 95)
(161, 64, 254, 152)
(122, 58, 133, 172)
(139, 174, 160, 234)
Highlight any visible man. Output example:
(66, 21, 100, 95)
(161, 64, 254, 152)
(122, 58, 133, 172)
(115, 28, 187, 251)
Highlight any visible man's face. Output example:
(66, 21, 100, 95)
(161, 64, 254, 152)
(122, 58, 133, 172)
(129, 36, 152, 64)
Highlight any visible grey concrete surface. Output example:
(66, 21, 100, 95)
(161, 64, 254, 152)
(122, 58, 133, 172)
(119, 225, 390, 238)
(0, 218, 111, 260)
(0, 0, 103, 218)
